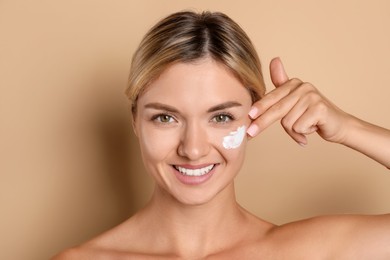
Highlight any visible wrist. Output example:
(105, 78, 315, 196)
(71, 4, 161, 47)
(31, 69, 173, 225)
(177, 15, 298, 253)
(339, 114, 365, 147)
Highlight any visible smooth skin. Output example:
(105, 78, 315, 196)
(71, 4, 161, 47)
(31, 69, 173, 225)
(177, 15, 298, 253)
(53, 58, 390, 259)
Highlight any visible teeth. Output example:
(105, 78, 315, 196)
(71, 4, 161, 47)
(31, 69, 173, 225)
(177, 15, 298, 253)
(175, 164, 214, 176)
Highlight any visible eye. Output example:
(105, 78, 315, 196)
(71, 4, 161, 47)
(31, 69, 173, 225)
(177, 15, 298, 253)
(211, 113, 234, 123)
(152, 114, 175, 124)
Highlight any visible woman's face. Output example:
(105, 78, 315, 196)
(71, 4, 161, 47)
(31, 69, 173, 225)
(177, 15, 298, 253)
(134, 58, 252, 205)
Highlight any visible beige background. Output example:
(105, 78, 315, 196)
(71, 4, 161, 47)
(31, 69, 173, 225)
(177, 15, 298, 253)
(1, 0, 389, 259)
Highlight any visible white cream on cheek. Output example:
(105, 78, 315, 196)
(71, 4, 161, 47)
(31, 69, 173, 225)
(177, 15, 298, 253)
(222, 125, 246, 149)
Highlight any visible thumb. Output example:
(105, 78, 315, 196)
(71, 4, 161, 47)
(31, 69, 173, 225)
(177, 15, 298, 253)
(270, 57, 289, 87)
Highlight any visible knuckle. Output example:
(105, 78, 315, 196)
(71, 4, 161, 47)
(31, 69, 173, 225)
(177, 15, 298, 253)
(299, 82, 317, 93)
(280, 120, 292, 132)
(306, 91, 321, 102)
(281, 117, 292, 128)
(292, 122, 308, 134)
(292, 124, 303, 133)
(298, 83, 322, 101)
(315, 101, 329, 114)
(289, 78, 303, 85)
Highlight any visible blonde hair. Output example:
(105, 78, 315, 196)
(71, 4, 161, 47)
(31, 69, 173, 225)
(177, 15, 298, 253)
(126, 11, 266, 113)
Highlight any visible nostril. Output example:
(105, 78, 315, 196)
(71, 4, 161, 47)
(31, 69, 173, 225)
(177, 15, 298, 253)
(177, 124, 210, 160)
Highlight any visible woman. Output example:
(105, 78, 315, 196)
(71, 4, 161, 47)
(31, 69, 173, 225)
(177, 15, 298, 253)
(54, 11, 390, 259)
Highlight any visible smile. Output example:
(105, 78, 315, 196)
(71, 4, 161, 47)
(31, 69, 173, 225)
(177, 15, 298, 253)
(174, 164, 215, 177)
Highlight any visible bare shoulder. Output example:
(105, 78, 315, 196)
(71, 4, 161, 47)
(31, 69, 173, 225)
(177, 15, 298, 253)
(51, 247, 85, 260)
(51, 240, 165, 260)
(51, 243, 180, 260)
(51, 246, 94, 260)
(51, 245, 146, 260)
(51, 216, 174, 259)
(50, 220, 129, 259)
(267, 214, 390, 259)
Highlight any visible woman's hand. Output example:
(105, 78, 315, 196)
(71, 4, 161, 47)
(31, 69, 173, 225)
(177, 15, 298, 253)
(247, 57, 351, 146)
(247, 57, 390, 168)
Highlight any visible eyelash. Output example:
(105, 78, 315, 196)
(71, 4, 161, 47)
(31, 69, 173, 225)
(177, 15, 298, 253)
(211, 112, 235, 124)
(151, 113, 176, 124)
(150, 112, 236, 124)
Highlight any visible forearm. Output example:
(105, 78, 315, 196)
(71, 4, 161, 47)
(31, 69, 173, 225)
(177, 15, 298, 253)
(342, 115, 390, 169)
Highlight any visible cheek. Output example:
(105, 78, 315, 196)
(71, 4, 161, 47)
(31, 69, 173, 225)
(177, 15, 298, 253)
(210, 124, 249, 163)
(138, 125, 178, 163)
(221, 125, 247, 150)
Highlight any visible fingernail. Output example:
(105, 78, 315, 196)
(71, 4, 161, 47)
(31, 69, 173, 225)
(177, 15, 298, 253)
(298, 142, 307, 147)
(247, 124, 259, 137)
(248, 107, 258, 119)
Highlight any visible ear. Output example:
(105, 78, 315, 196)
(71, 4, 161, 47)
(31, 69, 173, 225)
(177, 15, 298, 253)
(131, 113, 139, 138)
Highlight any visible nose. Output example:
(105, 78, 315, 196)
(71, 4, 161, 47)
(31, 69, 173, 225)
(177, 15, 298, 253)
(178, 121, 210, 160)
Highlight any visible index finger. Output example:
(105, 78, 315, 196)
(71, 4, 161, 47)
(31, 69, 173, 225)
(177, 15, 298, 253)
(248, 78, 303, 119)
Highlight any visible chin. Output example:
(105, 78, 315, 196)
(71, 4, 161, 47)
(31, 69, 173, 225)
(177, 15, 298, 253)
(169, 180, 235, 207)
(177, 191, 217, 206)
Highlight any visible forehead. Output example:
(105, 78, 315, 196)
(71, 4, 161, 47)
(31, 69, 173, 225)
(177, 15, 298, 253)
(138, 59, 252, 109)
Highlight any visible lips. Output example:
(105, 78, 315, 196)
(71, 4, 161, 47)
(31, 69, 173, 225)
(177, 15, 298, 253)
(172, 164, 217, 185)
(174, 164, 215, 176)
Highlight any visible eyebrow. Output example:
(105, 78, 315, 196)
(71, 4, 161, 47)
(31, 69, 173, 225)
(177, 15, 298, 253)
(144, 101, 242, 113)
(144, 103, 179, 113)
(206, 101, 242, 113)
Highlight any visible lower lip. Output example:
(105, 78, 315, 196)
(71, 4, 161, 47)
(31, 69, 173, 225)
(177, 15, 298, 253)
(173, 165, 216, 185)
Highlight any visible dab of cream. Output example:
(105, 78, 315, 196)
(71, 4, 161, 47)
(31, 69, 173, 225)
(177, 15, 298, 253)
(222, 125, 246, 149)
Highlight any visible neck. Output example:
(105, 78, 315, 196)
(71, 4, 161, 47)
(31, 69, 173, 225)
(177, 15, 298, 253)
(138, 182, 246, 257)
